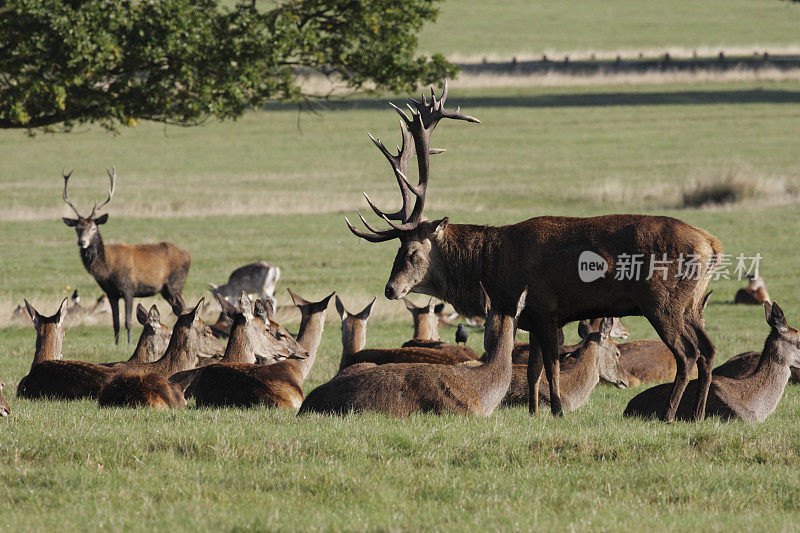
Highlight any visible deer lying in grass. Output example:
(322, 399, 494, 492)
(99, 372, 187, 409)
(61, 168, 191, 344)
(335, 297, 480, 370)
(100, 304, 171, 367)
(734, 275, 770, 305)
(64, 289, 111, 323)
(624, 301, 799, 422)
(108, 295, 222, 377)
(190, 290, 329, 409)
(299, 285, 526, 417)
(401, 297, 478, 360)
(17, 299, 116, 400)
(511, 318, 628, 364)
(346, 81, 722, 421)
(169, 292, 307, 394)
(0, 378, 10, 417)
(502, 318, 629, 409)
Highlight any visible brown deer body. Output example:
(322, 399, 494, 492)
(617, 339, 697, 384)
(625, 302, 799, 422)
(98, 372, 186, 409)
(186, 291, 316, 408)
(400, 297, 478, 360)
(345, 82, 721, 422)
(299, 286, 526, 417)
(334, 297, 479, 370)
(17, 299, 116, 400)
(503, 318, 629, 409)
(61, 168, 191, 344)
(734, 275, 770, 305)
(0, 378, 10, 417)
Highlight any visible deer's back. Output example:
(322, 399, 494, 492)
(193, 363, 304, 409)
(342, 347, 476, 369)
(105, 242, 190, 287)
(99, 372, 186, 409)
(400, 339, 478, 360)
(17, 360, 115, 400)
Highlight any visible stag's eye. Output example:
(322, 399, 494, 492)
(409, 250, 418, 263)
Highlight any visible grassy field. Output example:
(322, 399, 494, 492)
(2, 81, 800, 530)
(418, 0, 800, 59)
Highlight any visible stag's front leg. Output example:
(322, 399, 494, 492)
(109, 296, 121, 345)
(123, 295, 134, 345)
(527, 333, 543, 415)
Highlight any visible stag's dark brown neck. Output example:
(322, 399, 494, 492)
(291, 310, 326, 382)
(80, 231, 109, 279)
(429, 224, 503, 318)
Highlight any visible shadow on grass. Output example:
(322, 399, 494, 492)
(266, 89, 800, 112)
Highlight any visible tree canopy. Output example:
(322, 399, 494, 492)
(0, 0, 456, 132)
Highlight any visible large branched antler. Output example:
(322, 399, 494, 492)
(62, 168, 83, 217)
(346, 80, 480, 243)
(62, 167, 117, 219)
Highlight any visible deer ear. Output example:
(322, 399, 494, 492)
(136, 304, 149, 326)
(578, 320, 591, 340)
(356, 297, 376, 321)
(599, 317, 613, 340)
(701, 290, 713, 312)
(434, 217, 449, 238)
(94, 213, 109, 225)
(767, 301, 788, 334)
(148, 304, 160, 324)
(238, 291, 253, 319)
(62, 217, 79, 227)
(56, 297, 69, 328)
(515, 288, 528, 319)
(287, 288, 309, 308)
(189, 298, 205, 323)
(24, 299, 40, 329)
(403, 297, 416, 312)
(171, 293, 186, 316)
(253, 299, 269, 322)
(334, 296, 347, 319)
(478, 282, 491, 317)
(216, 293, 238, 319)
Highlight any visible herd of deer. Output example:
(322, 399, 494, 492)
(1, 80, 797, 425)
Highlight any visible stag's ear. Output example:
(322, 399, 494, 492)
(403, 297, 416, 312)
(136, 304, 149, 326)
(766, 301, 788, 334)
(94, 213, 109, 225)
(24, 299, 40, 329)
(237, 291, 253, 319)
(515, 288, 528, 319)
(701, 290, 713, 312)
(478, 282, 491, 317)
(287, 288, 309, 308)
(171, 293, 186, 316)
(62, 217, 79, 227)
(216, 293, 238, 319)
(433, 217, 449, 238)
(56, 297, 69, 328)
(577, 320, 591, 341)
(147, 304, 160, 325)
(334, 296, 347, 319)
(599, 317, 613, 340)
(356, 298, 376, 321)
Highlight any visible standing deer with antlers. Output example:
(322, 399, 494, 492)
(346, 80, 723, 422)
(61, 168, 191, 344)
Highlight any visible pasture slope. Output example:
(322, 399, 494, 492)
(1, 81, 800, 530)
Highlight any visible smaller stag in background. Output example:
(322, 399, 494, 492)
(61, 168, 191, 344)
(734, 274, 770, 305)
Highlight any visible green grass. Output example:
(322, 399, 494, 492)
(2, 81, 800, 530)
(418, 0, 800, 58)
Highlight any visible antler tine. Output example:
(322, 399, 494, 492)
(95, 166, 116, 212)
(345, 216, 400, 243)
(61, 168, 82, 217)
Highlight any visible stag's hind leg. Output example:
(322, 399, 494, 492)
(109, 296, 121, 345)
(691, 323, 716, 421)
(527, 333, 543, 415)
(530, 318, 563, 417)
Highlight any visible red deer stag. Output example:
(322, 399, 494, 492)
(0, 378, 10, 417)
(625, 302, 800, 422)
(345, 81, 722, 422)
(190, 289, 329, 409)
(61, 168, 191, 344)
(335, 297, 479, 369)
(401, 297, 478, 360)
(502, 318, 629, 409)
(299, 285, 526, 417)
(17, 299, 116, 400)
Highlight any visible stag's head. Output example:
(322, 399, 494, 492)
(345, 81, 479, 301)
(61, 168, 116, 249)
